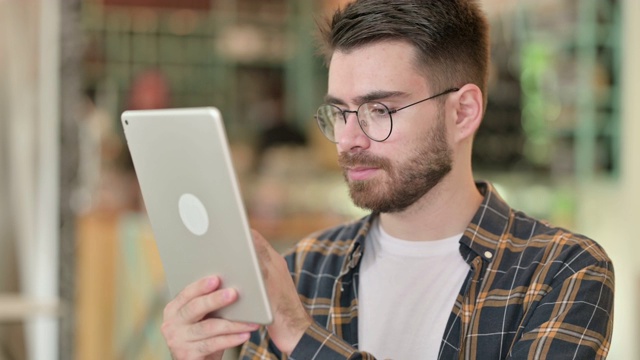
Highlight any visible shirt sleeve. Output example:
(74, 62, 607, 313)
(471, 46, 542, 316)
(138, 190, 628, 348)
(289, 322, 377, 360)
(505, 259, 614, 359)
(240, 322, 377, 360)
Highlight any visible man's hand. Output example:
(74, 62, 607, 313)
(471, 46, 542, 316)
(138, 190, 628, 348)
(252, 230, 313, 355)
(161, 276, 261, 360)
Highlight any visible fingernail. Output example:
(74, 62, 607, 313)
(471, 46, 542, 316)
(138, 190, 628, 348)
(223, 288, 235, 301)
(207, 276, 219, 289)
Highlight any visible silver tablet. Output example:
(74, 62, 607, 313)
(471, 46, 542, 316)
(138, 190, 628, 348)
(121, 107, 272, 325)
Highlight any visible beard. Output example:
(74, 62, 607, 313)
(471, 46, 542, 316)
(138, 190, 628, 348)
(338, 113, 452, 213)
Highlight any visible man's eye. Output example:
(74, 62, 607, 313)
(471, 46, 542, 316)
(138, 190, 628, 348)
(366, 104, 389, 117)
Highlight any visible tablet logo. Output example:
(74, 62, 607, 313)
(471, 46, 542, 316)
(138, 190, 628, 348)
(178, 193, 210, 236)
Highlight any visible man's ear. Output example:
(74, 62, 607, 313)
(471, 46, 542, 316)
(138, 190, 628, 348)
(452, 83, 484, 142)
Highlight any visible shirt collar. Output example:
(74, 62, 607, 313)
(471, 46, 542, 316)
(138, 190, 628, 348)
(339, 214, 373, 275)
(459, 181, 512, 264)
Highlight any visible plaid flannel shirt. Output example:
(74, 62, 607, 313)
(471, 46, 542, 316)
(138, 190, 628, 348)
(241, 181, 614, 359)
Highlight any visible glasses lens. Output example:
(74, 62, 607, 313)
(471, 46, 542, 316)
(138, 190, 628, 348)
(358, 102, 392, 141)
(316, 105, 342, 143)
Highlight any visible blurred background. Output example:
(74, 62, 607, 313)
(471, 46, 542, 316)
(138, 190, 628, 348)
(0, 0, 638, 359)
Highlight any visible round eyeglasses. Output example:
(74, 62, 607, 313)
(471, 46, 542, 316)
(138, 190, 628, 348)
(315, 87, 459, 143)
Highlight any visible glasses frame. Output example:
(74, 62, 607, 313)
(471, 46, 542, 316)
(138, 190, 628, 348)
(315, 87, 460, 143)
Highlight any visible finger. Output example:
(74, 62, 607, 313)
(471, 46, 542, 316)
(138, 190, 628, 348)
(192, 332, 253, 357)
(178, 288, 239, 324)
(166, 276, 221, 317)
(251, 230, 274, 280)
(187, 318, 260, 342)
(169, 331, 252, 359)
(251, 230, 269, 255)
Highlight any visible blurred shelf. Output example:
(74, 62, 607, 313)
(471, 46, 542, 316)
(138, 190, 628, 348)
(250, 212, 349, 247)
(0, 294, 59, 321)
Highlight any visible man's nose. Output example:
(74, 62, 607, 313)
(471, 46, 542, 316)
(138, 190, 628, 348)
(336, 112, 370, 152)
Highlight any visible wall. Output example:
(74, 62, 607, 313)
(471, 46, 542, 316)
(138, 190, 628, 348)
(577, 0, 640, 358)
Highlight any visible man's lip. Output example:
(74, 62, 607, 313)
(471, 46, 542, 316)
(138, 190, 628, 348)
(349, 166, 376, 171)
(346, 166, 379, 181)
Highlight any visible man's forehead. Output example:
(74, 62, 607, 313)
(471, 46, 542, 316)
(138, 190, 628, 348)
(326, 43, 431, 103)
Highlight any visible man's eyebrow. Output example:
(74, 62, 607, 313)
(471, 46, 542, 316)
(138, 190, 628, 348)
(324, 90, 408, 106)
(324, 94, 346, 106)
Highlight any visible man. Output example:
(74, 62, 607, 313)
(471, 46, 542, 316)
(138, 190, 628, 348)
(161, 0, 614, 359)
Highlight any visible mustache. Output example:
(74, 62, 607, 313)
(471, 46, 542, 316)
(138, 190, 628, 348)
(338, 152, 392, 172)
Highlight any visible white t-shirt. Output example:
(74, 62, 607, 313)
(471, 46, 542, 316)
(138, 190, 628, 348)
(358, 219, 469, 359)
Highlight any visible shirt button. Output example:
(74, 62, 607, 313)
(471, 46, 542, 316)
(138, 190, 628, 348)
(484, 251, 493, 259)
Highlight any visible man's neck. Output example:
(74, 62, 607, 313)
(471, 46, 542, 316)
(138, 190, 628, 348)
(378, 175, 483, 242)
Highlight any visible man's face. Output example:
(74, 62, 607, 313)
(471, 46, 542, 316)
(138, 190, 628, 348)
(327, 41, 453, 213)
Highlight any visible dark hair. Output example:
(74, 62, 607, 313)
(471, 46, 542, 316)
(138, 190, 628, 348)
(318, 0, 490, 103)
